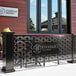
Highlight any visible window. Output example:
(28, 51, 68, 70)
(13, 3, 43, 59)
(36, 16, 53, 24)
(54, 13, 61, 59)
(28, 0, 70, 34)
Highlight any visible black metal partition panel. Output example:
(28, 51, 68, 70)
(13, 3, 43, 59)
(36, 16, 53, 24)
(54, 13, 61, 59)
(14, 34, 72, 67)
(1, 33, 74, 73)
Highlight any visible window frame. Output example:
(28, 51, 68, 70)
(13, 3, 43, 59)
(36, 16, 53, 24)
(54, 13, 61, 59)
(27, 0, 70, 34)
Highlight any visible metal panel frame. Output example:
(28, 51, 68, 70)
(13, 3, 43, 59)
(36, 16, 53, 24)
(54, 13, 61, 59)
(58, 0, 62, 34)
(37, 0, 41, 33)
(48, 0, 52, 33)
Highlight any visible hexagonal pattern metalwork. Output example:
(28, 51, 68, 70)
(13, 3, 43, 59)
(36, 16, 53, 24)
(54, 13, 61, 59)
(14, 35, 72, 67)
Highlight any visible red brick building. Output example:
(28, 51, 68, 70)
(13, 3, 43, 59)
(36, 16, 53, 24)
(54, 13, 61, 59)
(0, 0, 76, 59)
(0, 0, 75, 34)
(0, 0, 27, 35)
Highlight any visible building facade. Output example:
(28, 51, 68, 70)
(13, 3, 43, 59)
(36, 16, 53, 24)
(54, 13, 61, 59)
(0, 0, 76, 59)
(0, 0, 75, 34)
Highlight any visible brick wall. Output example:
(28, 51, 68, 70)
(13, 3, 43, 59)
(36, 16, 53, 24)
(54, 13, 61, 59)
(0, 0, 76, 34)
(0, 0, 27, 35)
(71, 0, 76, 34)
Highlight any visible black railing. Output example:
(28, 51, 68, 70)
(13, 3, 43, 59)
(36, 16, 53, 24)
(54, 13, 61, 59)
(1, 33, 76, 73)
(14, 35, 72, 67)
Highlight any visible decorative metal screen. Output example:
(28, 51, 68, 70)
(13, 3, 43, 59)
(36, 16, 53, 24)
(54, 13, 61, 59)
(14, 34, 72, 67)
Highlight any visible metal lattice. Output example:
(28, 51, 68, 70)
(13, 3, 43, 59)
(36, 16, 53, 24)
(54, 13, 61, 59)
(14, 35, 72, 67)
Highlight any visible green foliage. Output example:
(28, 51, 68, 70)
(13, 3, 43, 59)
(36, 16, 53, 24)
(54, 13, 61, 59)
(29, 18, 35, 31)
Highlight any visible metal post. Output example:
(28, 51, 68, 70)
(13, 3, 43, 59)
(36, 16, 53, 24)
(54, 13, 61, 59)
(67, 34, 76, 63)
(1, 32, 15, 73)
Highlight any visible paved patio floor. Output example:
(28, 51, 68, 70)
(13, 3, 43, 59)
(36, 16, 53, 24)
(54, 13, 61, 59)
(0, 60, 76, 76)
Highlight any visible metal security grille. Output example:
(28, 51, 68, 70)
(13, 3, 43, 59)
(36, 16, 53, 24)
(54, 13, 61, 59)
(14, 35, 72, 67)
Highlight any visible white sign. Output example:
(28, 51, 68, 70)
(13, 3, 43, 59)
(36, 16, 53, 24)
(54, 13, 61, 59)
(0, 6, 18, 17)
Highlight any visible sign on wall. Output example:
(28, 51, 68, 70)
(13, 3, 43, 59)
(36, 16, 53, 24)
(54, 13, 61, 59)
(0, 6, 18, 17)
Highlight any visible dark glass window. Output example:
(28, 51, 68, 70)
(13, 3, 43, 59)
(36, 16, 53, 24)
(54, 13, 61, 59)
(28, 0, 69, 34)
